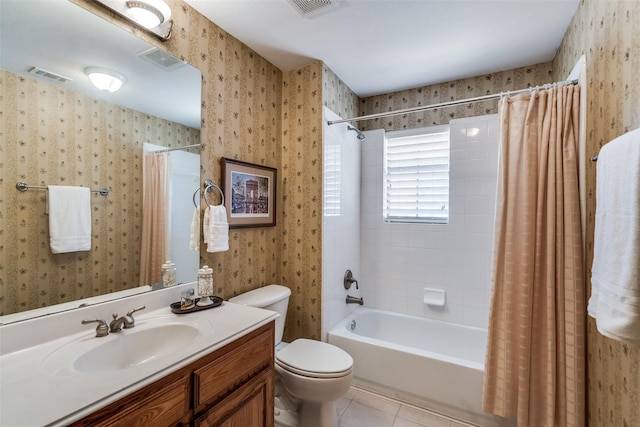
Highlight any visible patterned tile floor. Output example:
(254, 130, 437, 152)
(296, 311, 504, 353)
(337, 387, 477, 427)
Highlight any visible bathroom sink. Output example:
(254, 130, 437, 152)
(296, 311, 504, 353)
(74, 324, 199, 372)
(43, 323, 200, 375)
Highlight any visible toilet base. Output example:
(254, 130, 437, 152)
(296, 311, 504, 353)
(299, 401, 338, 427)
(273, 376, 341, 427)
(275, 379, 300, 427)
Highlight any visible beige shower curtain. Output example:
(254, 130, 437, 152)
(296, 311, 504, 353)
(483, 85, 585, 427)
(139, 151, 171, 285)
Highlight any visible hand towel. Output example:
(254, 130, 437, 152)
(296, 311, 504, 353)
(588, 127, 640, 343)
(47, 185, 92, 254)
(189, 206, 200, 251)
(203, 205, 229, 253)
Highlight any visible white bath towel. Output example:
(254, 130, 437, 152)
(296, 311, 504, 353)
(189, 206, 200, 251)
(47, 185, 92, 254)
(203, 205, 229, 253)
(588, 127, 640, 343)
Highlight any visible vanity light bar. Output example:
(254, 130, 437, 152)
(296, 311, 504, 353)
(91, 0, 173, 41)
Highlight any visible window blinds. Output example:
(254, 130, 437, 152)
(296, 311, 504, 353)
(384, 125, 450, 223)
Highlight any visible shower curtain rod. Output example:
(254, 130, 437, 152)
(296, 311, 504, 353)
(153, 143, 201, 153)
(326, 79, 579, 126)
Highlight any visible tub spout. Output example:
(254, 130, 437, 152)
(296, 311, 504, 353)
(346, 295, 363, 305)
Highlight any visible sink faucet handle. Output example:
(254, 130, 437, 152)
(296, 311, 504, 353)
(126, 305, 146, 316)
(123, 305, 146, 329)
(81, 319, 109, 337)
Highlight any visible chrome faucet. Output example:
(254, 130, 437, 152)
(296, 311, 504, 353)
(109, 305, 146, 332)
(346, 295, 364, 305)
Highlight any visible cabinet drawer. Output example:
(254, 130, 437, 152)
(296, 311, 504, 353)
(194, 328, 273, 412)
(71, 371, 190, 427)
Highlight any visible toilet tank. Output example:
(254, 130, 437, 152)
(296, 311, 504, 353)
(228, 284, 291, 345)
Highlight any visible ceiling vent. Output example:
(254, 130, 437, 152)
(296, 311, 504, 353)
(138, 47, 186, 71)
(28, 67, 72, 84)
(287, 0, 337, 18)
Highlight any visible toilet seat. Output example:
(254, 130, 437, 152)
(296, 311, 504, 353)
(276, 339, 353, 379)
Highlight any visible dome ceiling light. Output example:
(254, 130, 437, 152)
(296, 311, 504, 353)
(91, 0, 173, 41)
(85, 67, 127, 92)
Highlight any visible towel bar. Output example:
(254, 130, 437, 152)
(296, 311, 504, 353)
(16, 182, 109, 196)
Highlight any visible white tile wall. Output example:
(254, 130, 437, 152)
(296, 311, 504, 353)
(322, 107, 362, 339)
(359, 115, 499, 329)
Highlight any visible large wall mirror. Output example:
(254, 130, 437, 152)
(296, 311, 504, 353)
(0, 0, 202, 323)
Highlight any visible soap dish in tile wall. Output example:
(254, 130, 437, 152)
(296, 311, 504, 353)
(170, 296, 224, 314)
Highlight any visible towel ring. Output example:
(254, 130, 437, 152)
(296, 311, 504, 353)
(192, 187, 201, 208)
(193, 179, 224, 208)
(204, 182, 224, 207)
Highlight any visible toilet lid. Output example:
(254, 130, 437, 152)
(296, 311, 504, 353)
(276, 339, 353, 378)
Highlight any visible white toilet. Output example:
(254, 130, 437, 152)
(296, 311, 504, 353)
(229, 284, 353, 427)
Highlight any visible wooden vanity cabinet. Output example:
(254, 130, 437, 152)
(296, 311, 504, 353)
(70, 322, 275, 427)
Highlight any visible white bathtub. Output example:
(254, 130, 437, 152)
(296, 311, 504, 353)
(328, 307, 513, 427)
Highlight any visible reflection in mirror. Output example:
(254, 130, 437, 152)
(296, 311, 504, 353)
(0, 0, 202, 323)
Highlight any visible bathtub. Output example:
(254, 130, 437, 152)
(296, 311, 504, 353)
(328, 307, 512, 427)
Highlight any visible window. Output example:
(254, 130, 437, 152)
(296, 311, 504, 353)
(383, 125, 450, 224)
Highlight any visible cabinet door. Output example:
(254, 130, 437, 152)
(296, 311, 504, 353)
(195, 368, 274, 427)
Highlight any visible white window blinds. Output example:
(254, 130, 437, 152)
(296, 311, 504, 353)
(384, 125, 450, 224)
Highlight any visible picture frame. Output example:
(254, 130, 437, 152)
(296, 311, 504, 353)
(221, 158, 277, 228)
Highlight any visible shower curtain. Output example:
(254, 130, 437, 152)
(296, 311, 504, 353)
(483, 85, 585, 427)
(139, 151, 171, 285)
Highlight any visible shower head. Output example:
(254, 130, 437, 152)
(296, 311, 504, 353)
(347, 125, 366, 141)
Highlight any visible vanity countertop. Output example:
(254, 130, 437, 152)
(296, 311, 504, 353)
(0, 295, 277, 427)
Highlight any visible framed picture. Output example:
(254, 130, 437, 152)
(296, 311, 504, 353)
(221, 158, 277, 228)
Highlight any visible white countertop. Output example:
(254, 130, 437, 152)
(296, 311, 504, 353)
(0, 286, 277, 427)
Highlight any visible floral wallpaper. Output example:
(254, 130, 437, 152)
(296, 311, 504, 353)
(358, 63, 553, 131)
(553, 1, 640, 425)
(322, 64, 360, 121)
(280, 62, 324, 340)
(159, 0, 285, 302)
(55, 1, 284, 313)
(276, 62, 360, 341)
(0, 69, 199, 315)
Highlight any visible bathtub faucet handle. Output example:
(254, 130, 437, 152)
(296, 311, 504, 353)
(344, 269, 359, 290)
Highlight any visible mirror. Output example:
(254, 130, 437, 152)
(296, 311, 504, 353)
(0, 0, 202, 322)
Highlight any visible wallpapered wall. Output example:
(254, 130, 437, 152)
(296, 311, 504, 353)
(322, 64, 361, 121)
(0, 69, 199, 315)
(278, 62, 359, 341)
(281, 62, 324, 340)
(158, 0, 284, 303)
(552, 1, 640, 425)
(72, 0, 286, 314)
(358, 62, 553, 131)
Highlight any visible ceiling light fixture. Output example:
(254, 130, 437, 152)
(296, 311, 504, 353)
(84, 67, 126, 92)
(126, 0, 171, 29)
(91, 0, 173, 41)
